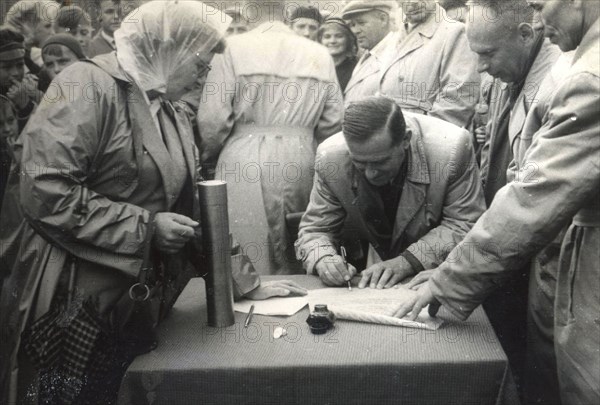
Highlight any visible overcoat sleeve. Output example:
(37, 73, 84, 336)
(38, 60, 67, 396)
(197, 52, 236, 163)
(294, 149, 346, 274)
(431, 25, 480, 128)
(19, 66, 152, 273)
(313, 63, 343, 144)
(429, 72, 600, 320)
(405, 129, 486, 270)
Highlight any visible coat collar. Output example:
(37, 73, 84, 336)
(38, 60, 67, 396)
(573, 17, 600, 66)
(508, 38, 560, 146)
(349, 119, 430, 255)
(393, 7, 440, 62)
(344, 32, 401, 95)
(87, 53, 198, 210)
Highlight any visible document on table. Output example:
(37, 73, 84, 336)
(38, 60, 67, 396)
(234, 287, 443, 330)
(307, 287, 444, 330)
(234, 295, 308, 316)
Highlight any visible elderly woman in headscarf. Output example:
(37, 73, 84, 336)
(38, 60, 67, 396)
(0, 2, 305, 404)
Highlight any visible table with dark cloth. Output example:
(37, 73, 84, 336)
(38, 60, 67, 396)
(118, 275, 519, 405)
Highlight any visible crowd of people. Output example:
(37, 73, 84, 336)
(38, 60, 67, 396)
(0, 0, 598, 404)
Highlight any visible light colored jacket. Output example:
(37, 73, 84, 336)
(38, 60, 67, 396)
(429, 19, 600, 320)
(87, 31, 115, 58)
(295, 113, 486, 274)
(197, 22, 342, 275)
(345, 6, 480, 128)
(480, 38, 561, 205)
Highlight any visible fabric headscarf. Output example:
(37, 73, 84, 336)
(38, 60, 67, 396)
(115, 0, 231, 94)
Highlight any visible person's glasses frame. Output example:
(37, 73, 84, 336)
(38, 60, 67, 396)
(194, 52, 212, 77)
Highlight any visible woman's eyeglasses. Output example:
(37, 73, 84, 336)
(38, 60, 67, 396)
(195, 52, 212, 77)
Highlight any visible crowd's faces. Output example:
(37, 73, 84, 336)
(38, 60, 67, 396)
(0, 102, 18, 141)
(0, 59, 25, 93)
(347, 127, 409, 187)
(225, 21, 249, 37)
(467, 16, 533, 83)
(403, 0, 437, 24)
(164, 51, 214, 101)
(291, 18, 320, 41)
(320, 25, 350, 57)
(527, 0, 583, 52)
(57, 23, 93, 55)
(43, 46, 80, 80)
(345, 10, 390, 50)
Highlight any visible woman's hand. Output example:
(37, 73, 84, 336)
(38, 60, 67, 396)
(245, 280, 308, 300)
(153, 212, 199, 254)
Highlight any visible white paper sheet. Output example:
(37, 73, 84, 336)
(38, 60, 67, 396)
(307, 287, 443, 330)
(234, 295, 308, 316)
(234, 287, 443, 330)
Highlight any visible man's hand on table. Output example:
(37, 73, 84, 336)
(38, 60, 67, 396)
(405, 269, 435, 290)
(393, 283, 441, 320)
(245, 280, 308, 300)
(316, 254, 357, 286)
(358, 256, 414, 289)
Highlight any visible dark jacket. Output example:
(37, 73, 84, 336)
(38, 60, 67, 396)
(0, 53, 259, 401)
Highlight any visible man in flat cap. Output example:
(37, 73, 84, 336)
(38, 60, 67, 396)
(343, 0, 480, 129)
(288, 5, 323, 41)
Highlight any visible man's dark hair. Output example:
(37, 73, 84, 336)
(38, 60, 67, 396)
(56, 6, 92, 31)
(343, 96, 406, 145)
(288, 5, 323, 24)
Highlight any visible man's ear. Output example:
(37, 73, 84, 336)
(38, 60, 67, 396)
(378, 11, 390, 25)
(517, 22, 535, 44)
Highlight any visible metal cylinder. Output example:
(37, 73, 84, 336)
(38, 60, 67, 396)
(198, 180, 235, 327)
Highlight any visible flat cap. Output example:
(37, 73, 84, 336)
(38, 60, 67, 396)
(341, 1, 398, 19)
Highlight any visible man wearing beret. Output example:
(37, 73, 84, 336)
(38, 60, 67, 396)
(343, 0, 480, 129)
(288, 5, 323, 42)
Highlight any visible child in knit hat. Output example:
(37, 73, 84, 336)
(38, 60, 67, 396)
(41, 33, 86, 83)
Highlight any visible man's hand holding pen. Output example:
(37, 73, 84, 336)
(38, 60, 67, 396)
(315, 253, 357, 287)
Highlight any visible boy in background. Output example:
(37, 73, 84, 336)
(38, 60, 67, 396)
(40, 34, 86, 90)
(88, 0, 138, 57)
(55, 6, 93, 56)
